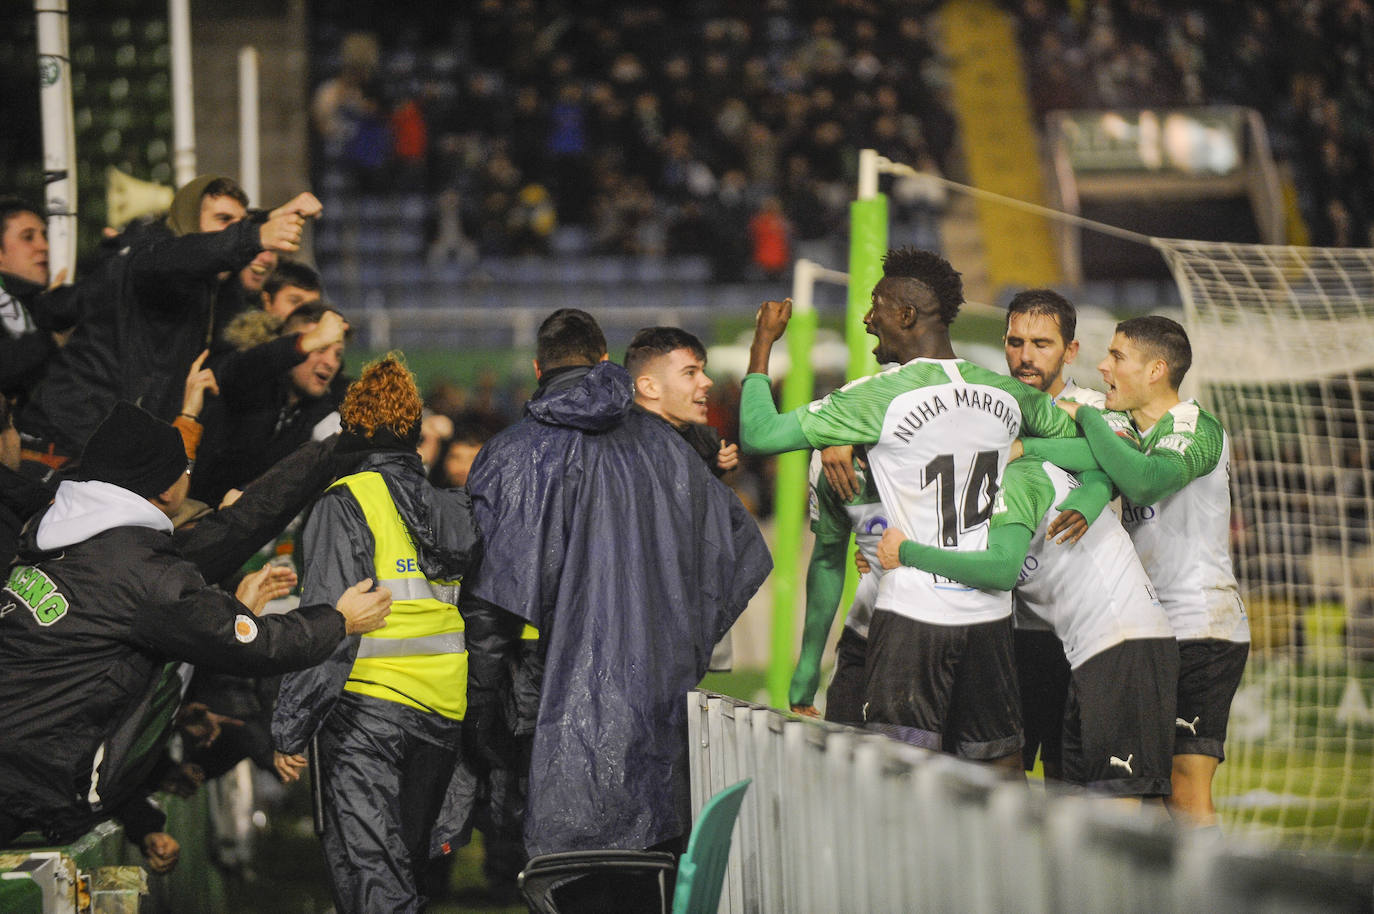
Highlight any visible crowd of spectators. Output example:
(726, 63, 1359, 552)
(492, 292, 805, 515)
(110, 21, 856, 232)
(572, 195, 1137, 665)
(310, 1, 953, 277)
(0, 176, 776, 868)
(1012, 0, 1374, 248)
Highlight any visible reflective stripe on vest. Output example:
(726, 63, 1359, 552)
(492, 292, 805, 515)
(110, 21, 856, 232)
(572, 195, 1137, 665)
(376, 577, 461, 606)
(355, 631, 466, 659)
(330, 471, 467, 720)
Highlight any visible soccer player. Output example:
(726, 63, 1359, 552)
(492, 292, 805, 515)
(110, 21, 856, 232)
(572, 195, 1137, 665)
(1003, 289, 1105, 778)
(1036, 315, 1249, 827)
(874, 458, 1179, 799)
(788, 448, 885, 724)
(740, 248, 1078, 767)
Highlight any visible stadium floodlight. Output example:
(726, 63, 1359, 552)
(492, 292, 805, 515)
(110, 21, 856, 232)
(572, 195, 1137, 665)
(1157, 238, 1374, 854)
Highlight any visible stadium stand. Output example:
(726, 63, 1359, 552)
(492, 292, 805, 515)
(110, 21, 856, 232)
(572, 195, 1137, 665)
(305, 1, 956, 304)
(1009, 0, 1374, 250)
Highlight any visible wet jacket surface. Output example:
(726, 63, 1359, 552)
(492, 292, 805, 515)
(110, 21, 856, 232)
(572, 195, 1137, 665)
(464, 361, 772, 857)
(0, 481, 346, 842)
(271, 449, 482, 856)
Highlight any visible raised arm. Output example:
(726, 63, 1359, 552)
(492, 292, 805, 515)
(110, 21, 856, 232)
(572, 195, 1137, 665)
(739, 374, 810, 454)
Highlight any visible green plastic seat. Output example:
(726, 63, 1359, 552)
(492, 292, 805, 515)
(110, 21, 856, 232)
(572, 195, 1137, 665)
(671, 778, 750, 914)
(519, 778, 751, 914)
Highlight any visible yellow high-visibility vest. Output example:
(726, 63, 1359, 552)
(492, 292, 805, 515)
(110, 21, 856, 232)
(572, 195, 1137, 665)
(332, 471, 467, 720)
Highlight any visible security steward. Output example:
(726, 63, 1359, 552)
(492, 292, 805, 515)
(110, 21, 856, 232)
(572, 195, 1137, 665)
(272, 355, 481, 914)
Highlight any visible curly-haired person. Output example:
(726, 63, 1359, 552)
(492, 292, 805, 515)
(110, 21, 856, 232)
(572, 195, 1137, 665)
(272, 354, 482, 914)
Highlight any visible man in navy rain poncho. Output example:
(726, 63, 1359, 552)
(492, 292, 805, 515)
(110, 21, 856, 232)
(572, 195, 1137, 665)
(460, 308, 771, 912)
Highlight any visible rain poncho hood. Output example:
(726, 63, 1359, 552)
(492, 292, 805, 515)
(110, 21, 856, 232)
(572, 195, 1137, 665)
(465, 360, 772, 856)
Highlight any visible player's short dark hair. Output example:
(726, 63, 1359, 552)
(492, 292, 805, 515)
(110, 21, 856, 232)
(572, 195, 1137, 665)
(881, 247, 963, 325)
(623, 326, 707, 380)
(1117, 315, 1192, 389)
(282, 301, 351, 342)
(1006, 289, 1076, 343)
(265, 259, 321, 298)
(200, 177, 249, 210)
(537, 308, 607, 368)
(0, 196, 39, 247)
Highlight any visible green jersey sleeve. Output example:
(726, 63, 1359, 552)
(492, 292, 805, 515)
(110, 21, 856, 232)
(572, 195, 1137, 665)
(794, 369, 908, 448)
(990, 458, 1056, 532)
(1078, 405, 1218, 505)
(895, 524, 1033, 592)
(739, 374, 811, 455)
(792, 494, 850, 708)
(1013, 383, 1080, 439)
(1020, 436, 1100, 472)
(809, 464, 852, 541)
(1055, 468, 1114, 526)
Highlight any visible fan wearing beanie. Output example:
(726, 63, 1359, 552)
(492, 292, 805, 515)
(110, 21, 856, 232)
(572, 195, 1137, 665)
(0, 402, 392, 873)
(272, 354, 482, 914)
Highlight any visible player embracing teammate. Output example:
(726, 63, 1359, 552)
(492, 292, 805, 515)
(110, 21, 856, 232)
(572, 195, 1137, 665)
(753, 252, 1246, 828)
(1028, 314, 1248, 827)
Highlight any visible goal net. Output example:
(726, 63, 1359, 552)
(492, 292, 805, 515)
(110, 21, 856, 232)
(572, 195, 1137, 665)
(1155, 239, 1374, 853)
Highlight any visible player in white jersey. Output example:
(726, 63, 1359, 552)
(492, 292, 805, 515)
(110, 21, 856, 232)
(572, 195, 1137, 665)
(740, 248, 1078, 767)
(1034, 315, 1248, 827)
(789, 450, 885, 724)
(1003, 290, 1106, 778)
(875, 456, 1179, 797)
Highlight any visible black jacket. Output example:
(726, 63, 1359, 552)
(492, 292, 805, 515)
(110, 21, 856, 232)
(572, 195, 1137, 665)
(18, 215, 266, 455)
(0, 481, 347, 844)
(0, 270, 80, 402)
(0, 463, 54, 567)
(189, 333, 337, 506)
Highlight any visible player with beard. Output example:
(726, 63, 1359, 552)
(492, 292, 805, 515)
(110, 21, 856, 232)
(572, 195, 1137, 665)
(1003, 290, 1104, 779)
(741, 248, 1078, 767)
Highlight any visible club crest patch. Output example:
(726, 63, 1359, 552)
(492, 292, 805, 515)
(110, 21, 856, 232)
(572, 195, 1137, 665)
(234, 614, 259, 643)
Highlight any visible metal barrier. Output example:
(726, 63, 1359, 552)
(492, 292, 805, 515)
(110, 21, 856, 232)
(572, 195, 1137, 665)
(686, 690, 1374, 914)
